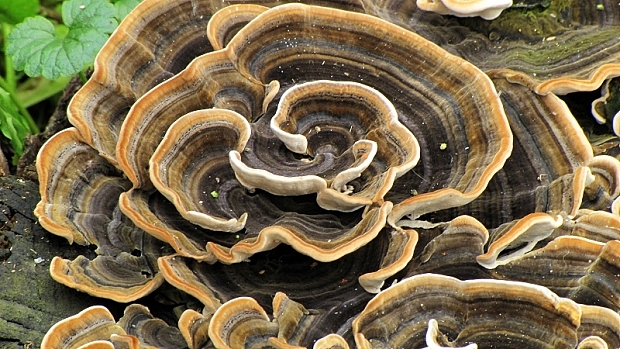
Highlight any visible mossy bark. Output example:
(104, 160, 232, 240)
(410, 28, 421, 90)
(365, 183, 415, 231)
(0, 175, 123, 348)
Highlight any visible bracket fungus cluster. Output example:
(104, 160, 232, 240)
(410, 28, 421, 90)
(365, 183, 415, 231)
(36, 0, 620, 348)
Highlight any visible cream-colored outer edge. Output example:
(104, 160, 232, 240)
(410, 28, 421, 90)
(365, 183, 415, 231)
(416, 0, 512, 20)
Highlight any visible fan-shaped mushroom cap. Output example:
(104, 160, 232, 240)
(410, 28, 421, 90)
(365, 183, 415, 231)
(35, 128, 130, 245)
(117, 304, 186, 347)
(41, 306, 125, 349)
(208, 296, 276, 349)
(149, 108, 251, 232)
(35, 128, 168, 302)
(178, 309, 211, 349)
(48, 253, 165, 303)
(388, 71, 597, 232)
(352, 274, 584, 349)
(233, 80, 419, 212)
(477, 212, 564, 268)
(116, 50, 277, 188)
(416, 0, 512, 20)
(313, 334, 350, 349)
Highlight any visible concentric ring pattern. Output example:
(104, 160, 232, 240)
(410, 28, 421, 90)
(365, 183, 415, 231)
(36, 1, 620, 348)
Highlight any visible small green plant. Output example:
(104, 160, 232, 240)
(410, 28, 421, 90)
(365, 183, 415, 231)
(0, 0, 140, 165)
(0, 87, 31, 161)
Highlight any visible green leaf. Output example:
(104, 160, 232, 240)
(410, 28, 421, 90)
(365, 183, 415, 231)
(7, 0, 117, 80)
(0, 0, 39, 25)
(62, 0, 116, 30)
(0, 88, 31, 164)
(112, 0, 141, 21)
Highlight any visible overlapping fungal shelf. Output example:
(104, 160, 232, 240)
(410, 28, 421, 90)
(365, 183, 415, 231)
(36, 0, 620, 348)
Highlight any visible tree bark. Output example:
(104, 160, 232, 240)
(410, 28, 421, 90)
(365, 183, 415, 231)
(0, 176, 124, 349)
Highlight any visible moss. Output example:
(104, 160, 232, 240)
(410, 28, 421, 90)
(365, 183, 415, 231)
(510, 27, 619, 66)
(0, 301, 53, 347)
(458, 0, 577, 43)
